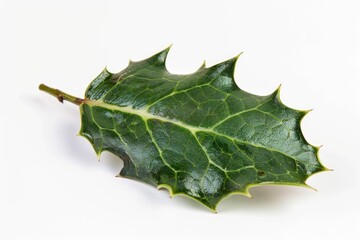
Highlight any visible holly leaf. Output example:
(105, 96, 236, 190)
(39, 47, 328, 212)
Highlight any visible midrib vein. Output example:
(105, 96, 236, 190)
(84, 99, 307, 167)
(85, 99, 205, 134)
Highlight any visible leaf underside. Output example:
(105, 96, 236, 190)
(79, 47, 327, 211)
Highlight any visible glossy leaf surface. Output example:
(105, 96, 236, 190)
(45, 47, 328, 211)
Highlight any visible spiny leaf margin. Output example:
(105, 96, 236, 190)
(78, 46, 329, 212)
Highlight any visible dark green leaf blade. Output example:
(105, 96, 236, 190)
(79, 47, 328, 211)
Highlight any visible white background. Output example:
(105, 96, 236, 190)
(1, 0, 360, 239)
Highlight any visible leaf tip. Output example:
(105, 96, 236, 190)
(303, 183, 318, 192)
(322, 166, 333, 172)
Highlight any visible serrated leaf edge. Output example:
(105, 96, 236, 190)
(78, 87, 329, 212)
(76, 47, 330, 212)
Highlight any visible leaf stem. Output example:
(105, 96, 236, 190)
(39, 84, 84, 105)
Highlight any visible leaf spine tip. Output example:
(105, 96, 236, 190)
(103, 66, 111, 74)
(298, 108, 313, 119)
(198, 60, 206, 70)
(161, 44, 172, 56)
(96, 150, 102, 160)
(209, 53, 242, 78)
(228, 52, 242, 64)
(151, 45, 172, 66)
(323, 167, 334, 172)
(228, 52, 243, 70)
(270, 84, 282, 100)
(165, 43, 173, 50)
(303, 109, 313, 114)
(304, 184, 318, 192)
(276, 83, 282, 94)
(245, 191, 252, 199)
(235, 51, 244, 59)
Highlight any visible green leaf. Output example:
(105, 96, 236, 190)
(39, 47, 329, 212)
